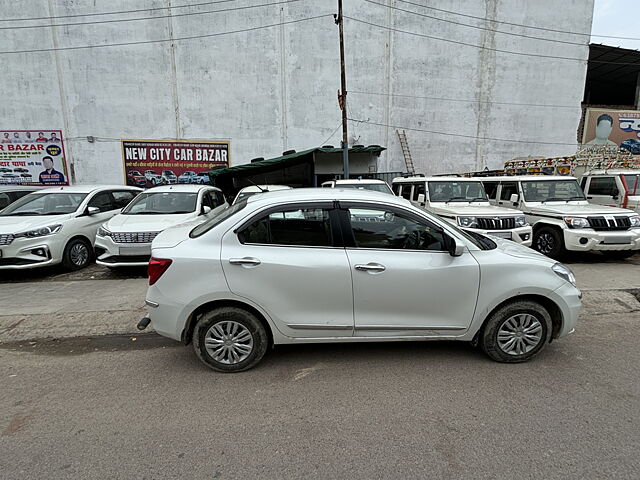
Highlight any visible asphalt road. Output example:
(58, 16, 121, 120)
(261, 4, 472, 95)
(1, 253, 640, 479)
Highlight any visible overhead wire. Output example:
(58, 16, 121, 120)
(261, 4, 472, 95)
(0, 14, 331, 55)
(0, 0, 303, 31)
(320, 122, 343, 146)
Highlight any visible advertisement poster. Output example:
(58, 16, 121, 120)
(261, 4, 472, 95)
(582, 108, 640, 154)
(121, 139, 229, 188)
(0, 130, 69, 186)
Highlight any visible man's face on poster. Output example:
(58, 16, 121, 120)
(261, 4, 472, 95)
(596, 119, 613, 140)
(43, 158, 54, 170)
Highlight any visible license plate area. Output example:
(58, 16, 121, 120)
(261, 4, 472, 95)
(119, 245, 151, 256)
(601, 236, 632, 245)
(491, 231, 512, 239)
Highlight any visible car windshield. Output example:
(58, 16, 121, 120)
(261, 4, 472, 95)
(0, 192, 88, 216)
(521, 180, 585, 202)
(163, 171, 175, 175)
(122, 192, 197, 215)
(191, 200, 247, 237)
(337, 183, 393, 194)
(428, 181, 488, 202)
(623, 174, 639, 195)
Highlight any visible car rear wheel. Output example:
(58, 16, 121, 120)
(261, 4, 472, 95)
(62, 238, 93, 270)
(533, 226, 565, 259)
(480, 300, 552, 363)
(192, 307, 268, 372)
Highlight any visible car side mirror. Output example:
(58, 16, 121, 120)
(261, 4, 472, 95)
(417, 193, 425, 205)
(201, 206, 212, 215)
(446, 235, 464, 257)
(612, 188, 619, 199)
(510, 193, 519, 205)
(87, 206, 100, 216)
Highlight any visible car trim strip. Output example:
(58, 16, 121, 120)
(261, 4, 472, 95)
(287, 324, 353, 330)
(355, 325, 466, 331)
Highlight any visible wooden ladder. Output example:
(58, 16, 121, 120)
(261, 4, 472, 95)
(396, 130, 415, 175)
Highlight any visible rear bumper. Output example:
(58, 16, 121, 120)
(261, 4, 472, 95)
(563, 228, 640, 251)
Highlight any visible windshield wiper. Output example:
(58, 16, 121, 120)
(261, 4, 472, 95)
(567, 196, 585, 201)
(445, 197, 469, 203)
(543, 197, 565, 203)
(469, 197, 487, 202)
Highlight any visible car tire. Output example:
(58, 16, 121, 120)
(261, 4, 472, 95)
(480, 300, 552, 363)
(602, 250, 636, 260)
(62, 238, 93, 271)
(192, 307, 269, 373)
(533, 226, 565, 259)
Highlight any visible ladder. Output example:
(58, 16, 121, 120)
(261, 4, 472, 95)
(396, 130, 415, 175)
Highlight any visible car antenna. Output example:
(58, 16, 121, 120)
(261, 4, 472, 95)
(245, 177, 266, 192)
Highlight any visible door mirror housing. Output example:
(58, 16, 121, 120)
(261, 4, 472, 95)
(86, 206, 100, 216)
(417, 193, 425, 205)
(445, 235, 464, 257)
(201, 205, 212, 215)
(510, 193, 519, 204)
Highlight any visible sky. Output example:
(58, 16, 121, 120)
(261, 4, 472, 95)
(591, 0, 640, 50)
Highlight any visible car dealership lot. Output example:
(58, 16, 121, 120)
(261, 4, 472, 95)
(1, 254, 639, 478)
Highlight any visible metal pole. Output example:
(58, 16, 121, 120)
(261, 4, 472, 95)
(336, 0, 349, 179)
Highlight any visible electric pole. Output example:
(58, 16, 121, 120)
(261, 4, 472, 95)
(335, 0, 349, 179)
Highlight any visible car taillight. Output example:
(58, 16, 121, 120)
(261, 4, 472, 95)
(148, 258, 172, 286)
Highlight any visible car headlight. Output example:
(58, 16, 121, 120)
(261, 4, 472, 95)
(15, 224, 62, 238)
(552, 263, 577, 287)
(97, 224, 111, 237)
(630, 215, 640, 228)
(457, 216, 478, 228)
(515, 215, 527, 227)
(563, 216, 589, 229)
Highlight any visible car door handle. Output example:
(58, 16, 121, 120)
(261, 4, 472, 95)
(587, 196, 593, 199)
(354, 263, 386, 272)
(229, 257, 261, 266)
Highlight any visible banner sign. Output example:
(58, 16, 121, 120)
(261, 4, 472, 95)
(121, 139, 229, 188)
(0, 130, 69, 186)
(582, 108, 640, 154)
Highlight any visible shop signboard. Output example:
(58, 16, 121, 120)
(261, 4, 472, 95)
(121, 139, 229, 188)
(0, 129, 69, 186)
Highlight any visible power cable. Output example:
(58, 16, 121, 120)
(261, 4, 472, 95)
(362, 0, 588, 47)
(0, 14, 331, 55)
(344, 16, 640, 66)
(350, 90, 579, 109)
(395, 0, 640, 42)
(0, 0, 303, 31)
(348, 118, 579, 146)
(320, 122, 343, 146)
(0, 0, 236, 23)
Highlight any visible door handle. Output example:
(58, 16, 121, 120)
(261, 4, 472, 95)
(355, 263, 386, 272)
(587, 196, 593, 199)
(229, 257, 261, 266)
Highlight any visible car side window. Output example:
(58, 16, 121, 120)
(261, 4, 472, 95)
(483, 182, 498, 200)
(400, 185, 412, 200)
(201, 192, 214, 210)
(412, 183, 426, 201)
(347, 207, 446, 251)
(499, 182, 517, 200)
(0, 193, 10, 209)
(587, 177, 617, 195)
(88, 192, 115, 212)
(392, 184, 402, 196)
(112, 191, 137, 209)
(215, 191, 226, 206)
(239, 208, 333, 247)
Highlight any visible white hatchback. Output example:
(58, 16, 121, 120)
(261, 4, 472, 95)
(95, 185, 228, 267)
(0, 185, 141, 270)
(142, 189, 581, 372)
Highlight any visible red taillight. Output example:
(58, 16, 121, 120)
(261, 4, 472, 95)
(148, 257, 172, 286)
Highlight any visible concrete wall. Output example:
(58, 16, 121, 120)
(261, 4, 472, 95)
(1, 0, 594, 182)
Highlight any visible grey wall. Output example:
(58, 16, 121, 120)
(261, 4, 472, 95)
(1, 0, 594, 182)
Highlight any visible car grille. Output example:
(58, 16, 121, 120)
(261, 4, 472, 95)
(111, 231, 160, 244)
(476, 217, 516, 230)
(0, 234, 15, 245)
(587, 216, 631, 231)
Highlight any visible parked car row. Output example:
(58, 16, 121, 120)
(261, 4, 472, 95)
(127, 170, 210, 188)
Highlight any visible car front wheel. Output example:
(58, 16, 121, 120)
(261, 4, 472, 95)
(533, 226, 565, 259)
(479, 300, 552, 363)
(192, 307, 268, 372)
(62, 238, 93, 270)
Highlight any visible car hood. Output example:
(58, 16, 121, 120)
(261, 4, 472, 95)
(490, 237, 553, 264)
(430, 203, 522, 216)
(528, 202, 633, 216)
(0, 214, 74, 234)
(106, 213, 198, 232)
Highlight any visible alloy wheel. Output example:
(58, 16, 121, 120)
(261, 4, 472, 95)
(70, 243, 89, 266)
(497, 314, 543, 356)
(204, 321, 254, 364)
(536, 232, 555, 255)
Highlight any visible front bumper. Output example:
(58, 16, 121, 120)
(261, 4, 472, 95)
(95, 235, 151, 267)
(563, 228, 640, 252)
(0, 236, 64, 270)
(549, 282, 582, 338)
(464, 225, 533, 246)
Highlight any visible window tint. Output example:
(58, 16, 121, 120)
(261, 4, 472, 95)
(112, 191, 137, 209)
(412, 183, 426, 201)
(483, 182, 498, 200)
(580, 177, 587, 190)
(239, 208, 333, 247)
(0, 193, 10, 209)
(347, 208, 446, 251)
(588, 177, 617, 195)
(400, 185, 412, 200)
(499, 182, 517, 201)
(88, 192, 115, 212)
(392, 184, 402, 196)
(201, 192, 214, 209)
(215, 191, 226, 206)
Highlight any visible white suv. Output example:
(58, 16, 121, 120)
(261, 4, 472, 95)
(95, 185, 228, 267)
(0, 185, 141, 270)
(481, 176, 640, 259)
(142, 189, 581, 372)
(392, 176, 533, 246)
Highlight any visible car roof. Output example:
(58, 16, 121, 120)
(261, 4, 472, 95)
(143, 184, 219, 193)
(238, 185, 292, 193)
(393, 176, 482, 182)
(31, 185, 143, 194)
(328, 179, 388, 184)
(245, 187, 412, 206)
(478, 175, 578, 181)
(585, 169, 640, 175)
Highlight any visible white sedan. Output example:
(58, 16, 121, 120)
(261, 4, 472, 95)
(142, 189, 581, 372)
